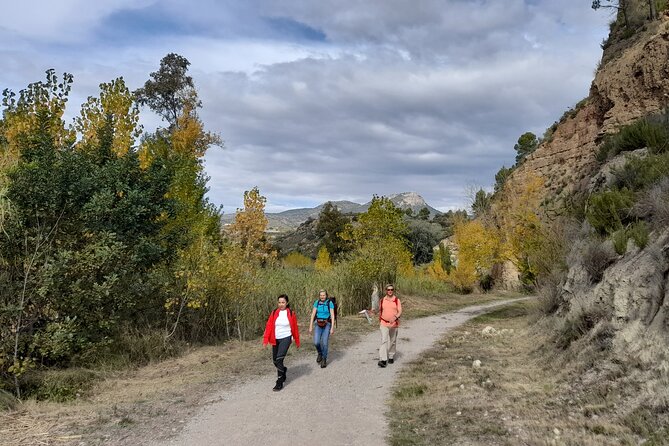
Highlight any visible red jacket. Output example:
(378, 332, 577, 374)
(263, 308, 301, 347)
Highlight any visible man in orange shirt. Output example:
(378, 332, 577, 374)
(378, 284, 402, 368)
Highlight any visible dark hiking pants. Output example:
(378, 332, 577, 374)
(272, 336, 292, 382)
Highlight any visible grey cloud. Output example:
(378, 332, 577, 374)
(0, 0, 609, 214)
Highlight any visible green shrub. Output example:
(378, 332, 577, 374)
(101, 329, 188, 368)
(612, 228, 629, 255)
(595, 138, 614, 162)
(397, 274, 453, 296)
(586, 188, 635, 235)
(659, 0, 669, 14)
(599, 116, 669, 161)
(393, 384, 427, 399)
(612, 151, 669, 191)
(628, 221, 649, 249)
(0, 389, 17, 410)
(623, 406, 669, 438)
(20, 368, 98, 402)
(479, 274, 494, 292)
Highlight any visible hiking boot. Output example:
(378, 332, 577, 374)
(378, 360, 387, 368)
(388, 358, 394, 364)
(273, 380, 283, 391)
(320, 358, 327, 368)
(316, 354, 322, 364)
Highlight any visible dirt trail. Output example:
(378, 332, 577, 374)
(153, 299, 525, 446)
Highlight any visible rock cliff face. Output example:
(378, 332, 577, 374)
(517, 13, 669, 414)
(508, 19, 669, 202)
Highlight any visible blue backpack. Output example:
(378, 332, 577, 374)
(316, 297, 338, 328)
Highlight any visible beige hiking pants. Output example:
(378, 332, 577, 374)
(379, 325, 398, 361)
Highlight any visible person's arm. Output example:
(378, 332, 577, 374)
(309, 307, 317, 333)
(291, 311, 301, 347)
(329, 306, 335, 334)
(262, 312, 273, 346)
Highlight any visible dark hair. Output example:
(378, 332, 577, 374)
(278, 294, 290, 308)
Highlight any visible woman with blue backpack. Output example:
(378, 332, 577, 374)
(309, 289, 336, 368)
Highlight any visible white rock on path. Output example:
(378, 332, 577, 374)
(482, 326, 497, 336)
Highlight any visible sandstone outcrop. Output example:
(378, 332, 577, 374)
(507, 20, 669, 203)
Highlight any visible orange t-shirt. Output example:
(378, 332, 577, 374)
(379, 296, 401, 327)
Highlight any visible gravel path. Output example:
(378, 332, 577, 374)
(154, 299, 524, 446)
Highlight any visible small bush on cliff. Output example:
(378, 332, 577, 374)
(538, 270, 566, 315)
(586, 188, 635, 235)
(612, 151, 669, 191)
(635, 177, 669, 229)
(555, 303, 612, 349)
(582, 239, 617, 283)
(628, 220, 649, 249)
(611, 221, 651, 255)
(597, 116, 669, 161)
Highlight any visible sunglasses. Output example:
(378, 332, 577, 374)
(386, 288, 394, 291)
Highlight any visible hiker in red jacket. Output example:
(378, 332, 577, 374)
(263, 294, 300, 391)
(378, 284, 402, 368)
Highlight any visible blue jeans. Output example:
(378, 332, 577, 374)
(313, 322, 331, 359)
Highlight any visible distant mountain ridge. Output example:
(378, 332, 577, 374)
(222, 192, 440, 230)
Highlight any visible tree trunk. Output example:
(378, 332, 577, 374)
(649, 0, 658, 20)
(236, 307, 242, 341)
(224, 311, 230, 339)
(621, 0, 629, 28)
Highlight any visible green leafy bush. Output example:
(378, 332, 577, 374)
(0, 389, 17, 410)
(628, 221, 649, 250)
(597, 116, 669, 161)
(612, 151, 669, 191)
(20, 368, 98, 402)
(586, 188, 635, 235)
(479, 274, 494, 292)
(612, 228, 629, 255)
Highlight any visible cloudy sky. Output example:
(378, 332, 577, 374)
(0, 0, 610, 213)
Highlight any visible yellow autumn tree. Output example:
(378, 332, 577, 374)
(425, 247, 449, 280)
(314, 246, 332, 271)
(74, 77, 142, 156)
(167, 236, 258, 341)
(229, 187, 274, 263)
(1, 70, 75, 180)
(451, 218, 500, 291)
(494, 174, 545, 284)
(283, 251, 313, 269)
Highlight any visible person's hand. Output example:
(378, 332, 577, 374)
(309, 326, 313, 334)
(330, 327, 334, 335)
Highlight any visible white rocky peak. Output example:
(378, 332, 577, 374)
(388, 192, 426, 207)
